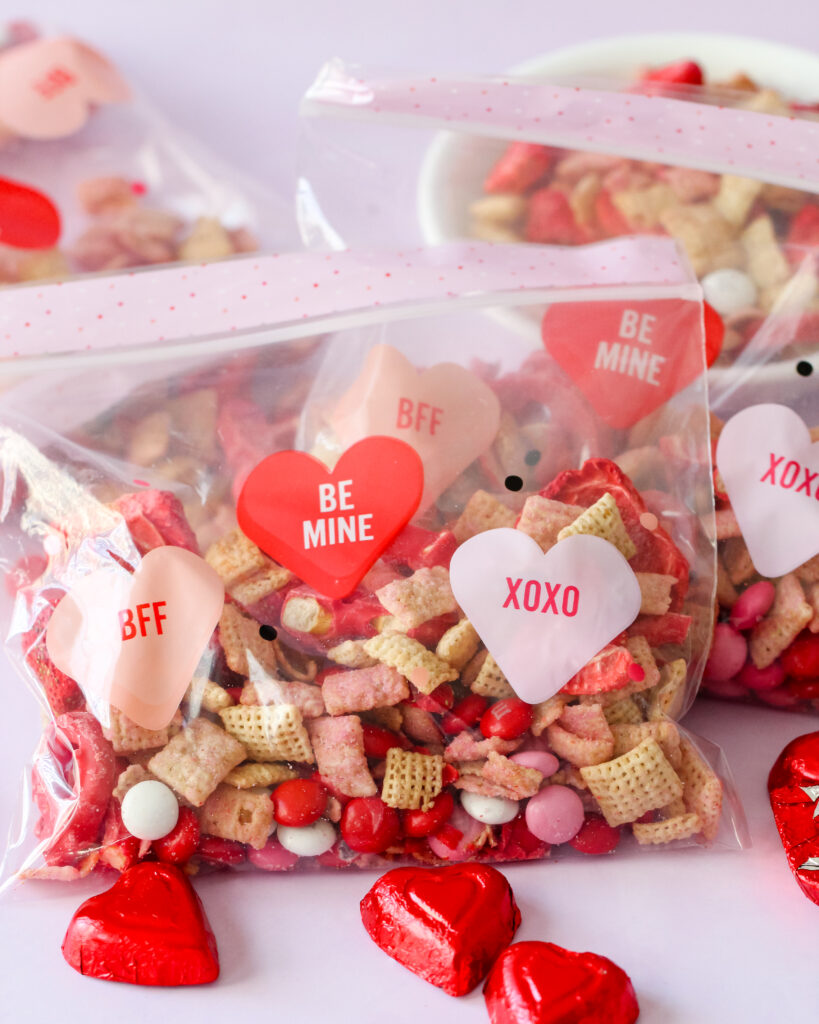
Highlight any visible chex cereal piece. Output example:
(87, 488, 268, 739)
(516, 496, 585, 552)
(677, 737, 723, 842)
(103, 707, 171, 754)
(436, 619, 481, 670)
(530, 695, 567, 736)
(241, 678, 326, 719)
(185, 676, 234, 714)
(661, 797, 687, 818)
(463, 650, 516, 699)
(549, 766, 588, 790)
(365, 706, 404, 732)
(444, 732, 522, 763)
(452, 490, 516, 543)
(612, 182, 678, 230)
(624, 636, 661, 689)
(454, 771, 519, 801)
(633, 813, 701, 845)
(750, 573, 813, 669)
(610, 721, 682, 770)
(206, 529, 274, 588)
(714, 174, 763, 227)
(281, 595, 333, 635)
(219, 704, 314, 763)
(469, 193, 528, 226)
(148, 718, 246, 807)
(327, 639, 377, 669)
(381, 748, 443, 811)
(363, 633, 458, 694)
(401, 705, 441, 745)
(219, 603, 280, 677)
(716, 557, 740, 609)
(547, 704, 615, 767)
(806, 583, 819, 634)
(648, 659, 688, 721)
(223, 762, 297, 788)
(636, 573, 677, 616)
(482, 751, 542, 799)
(376, 566, 458, 630)
(322, 664, 409, 716)
(308, 715, 376, 797)
(128, 411, 171, 467)
(659, 203, 741, 276)
(742, 215, 791, 289)
(113, 765, 153, 802)
(230, 566, 293, 606)
(722, 537, 756, 586)
(557, 492, 637, 559)
(796, 554, 819, 584)
(604, 698, 644, 726)
(199, 783, 275, 850)
(579, 738, 684, 827)
(709, 508, 742, 541)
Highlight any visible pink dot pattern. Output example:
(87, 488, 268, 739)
(0, 238, 693, 360)
(304, 61, 819, 194)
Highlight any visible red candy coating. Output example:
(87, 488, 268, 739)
(768, 731, 819, 906)
(360, 863, 521, 996)
(640, 59, 704, 86)
(569, 814, 621, 855)
(197, 836, 246, 867)
(272, 778, 327, 827)
(480, 698, 534, 740)
(362, 723, 411, 759)
(153, 807, 200, 864)
(341, 796, 401, 853)
(782, 634, 819, 680)
(402, 791, 455, 838)
(441, 693, 489, 734)
(62, 863, 219, 986)
(483, 941, 639, 1024)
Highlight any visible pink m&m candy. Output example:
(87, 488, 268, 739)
(735, 659, 785, 692)
(703, 623, 747, 682)
(524, 785, 585, 845)
(510, 750, 559, 777)
(729, 581, 776, 631)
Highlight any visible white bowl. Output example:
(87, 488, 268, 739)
(417, 33, 819, 413)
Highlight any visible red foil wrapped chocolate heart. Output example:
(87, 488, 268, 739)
(62, 862, 219, 985)
(483, 941, 639, 1024)
(360, 863, 520, 996)
(768, 730, 819, 906)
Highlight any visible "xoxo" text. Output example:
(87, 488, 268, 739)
(502, 578, 580, 616)
(760, 453, 819, 499)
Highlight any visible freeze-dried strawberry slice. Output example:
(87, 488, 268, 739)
(484, 142, 554, 195)
(628, 612, 692, 647)
(561, 645, 635, 695)
(543, 458, 689, 604)
(383, 525, 458, 572)
(787, 204, 819, 249)
(111, 490, 199, 555)
(22, 605, 85, 715)
(525, 188, 587, 245)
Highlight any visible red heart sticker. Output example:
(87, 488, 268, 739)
(237, 436, 424, 599)
(483, 941, 639, 1024)
(360, 863, 521, 996)
(768, 731, 819, 907)
(0, 176, 60, 249)
(542, 298, 711, 429)
(62, 862, 219, 986)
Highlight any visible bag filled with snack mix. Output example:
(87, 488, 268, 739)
(299, 59, 819, 711)
(0, 22, 297, 286)
(0, 238, 745, 891)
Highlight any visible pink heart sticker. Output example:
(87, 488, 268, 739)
(716, 403, 819, 578)
(449, 530, 642, 703)
(46, 547, 224, 731)
(328, 345, 501, 511)
(0, 36, 130, 140)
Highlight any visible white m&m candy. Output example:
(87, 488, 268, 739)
(121, 780, 180, 841)
(702, 268, 758, 317)
(277, 819, 337, 857)
(460, 791, 519, 825)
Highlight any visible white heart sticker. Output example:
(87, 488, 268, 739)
(717, 403, 819, 578)
(449, 529, 642, 704)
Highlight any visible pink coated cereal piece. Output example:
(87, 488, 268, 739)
(426, 804, 485, 861)
(248, 835, 300, 871)
(701, 677, 751, 700)
(524, 785, 585, 845)
(510, 751, 559, 778)
(735, 659, 785, 692)
(730, 581, 776, 632)
(704, 623, 748, 682)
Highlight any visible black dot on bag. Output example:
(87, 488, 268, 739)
(258, 625, 278, 641)
(504, 475, 524, 492)
(524, 449, 542, 467)
(796, 360, 814, 377)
